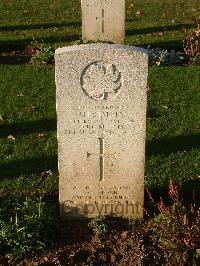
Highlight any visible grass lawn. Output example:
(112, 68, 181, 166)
(0, 0, 200, 263)
(0, 0, 199, 50)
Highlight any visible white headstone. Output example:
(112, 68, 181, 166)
(55, 44, 148, 219)
(81, 0, 125, 44)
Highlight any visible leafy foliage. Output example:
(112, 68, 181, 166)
(151, 178, 200, 265)
(88, 216, 109, 237)
(183, 26, 200, 57)
(183, 22, 200, 65)
(0, 196, 56, 263)
(191, 53, 200, 65)
(30, 41, 54, 64)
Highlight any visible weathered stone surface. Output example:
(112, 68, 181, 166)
(81, 0, 125, 44)
(55, 44, 148, 219)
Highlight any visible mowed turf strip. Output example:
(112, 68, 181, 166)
(0, 0, 199, 50)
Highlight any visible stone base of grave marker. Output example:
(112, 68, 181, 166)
(55, 44, 148, 219)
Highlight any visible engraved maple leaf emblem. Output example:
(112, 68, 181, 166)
(81, 62, 122, 100)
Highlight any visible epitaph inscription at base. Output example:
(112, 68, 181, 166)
(55, 44, 148, 219)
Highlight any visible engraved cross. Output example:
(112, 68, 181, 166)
(96, 8, 105, 33)
(87, 138, 116, 181)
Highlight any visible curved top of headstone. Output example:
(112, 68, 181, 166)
(55, 43, 148, 57)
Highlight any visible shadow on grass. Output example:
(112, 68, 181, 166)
(2, 120, 199, 154)
(0, 55, 31, 65)
(146, 134, 200, 156)
(145, 178, 200, 212)
(0, 21, 81, 31)
(145, 133, 200, 208)
(0, 155, 58, 179)
(126, 23, 194, 36)
(0, 118, 56, 137)
(0, 119, 56, 178)
(0, 127, 199, 181)
(0, 33, 80, 51)
(0, 119, 57, 178)
(182, 179, 200, 204)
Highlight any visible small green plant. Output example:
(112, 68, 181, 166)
(88, 216, 109, 237)
(190, 53, 200, 65)
(30, 40, 54, 64)
(151, 178, 200, 265)
(71, 39, 83, 45)
(0, 196, 56, 263)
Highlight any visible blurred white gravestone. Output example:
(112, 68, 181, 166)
(81, 0, 125, 44)
(55, 44, 148, 219)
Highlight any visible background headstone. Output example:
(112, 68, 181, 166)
(81, 0, 125, 44)
(55, 44, 148, 219)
